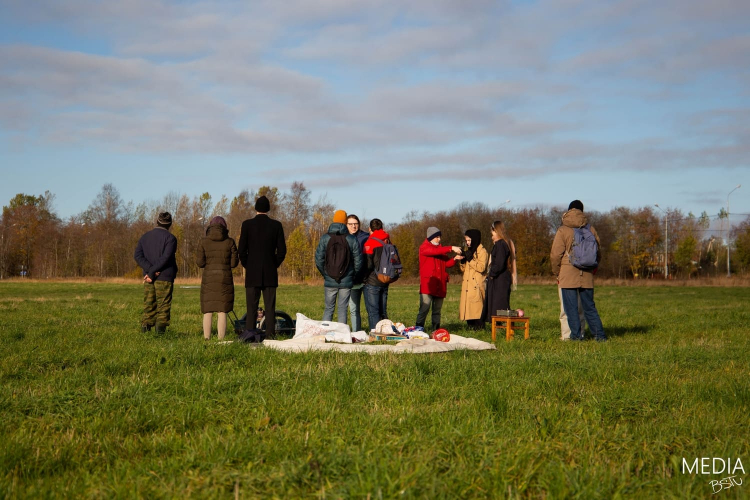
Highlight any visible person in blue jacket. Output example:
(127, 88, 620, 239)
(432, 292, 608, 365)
(346, 214, 370, 331)
(315, 210, 363, 324)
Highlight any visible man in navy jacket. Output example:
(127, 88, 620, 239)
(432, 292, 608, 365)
(134, 212, 178, 333)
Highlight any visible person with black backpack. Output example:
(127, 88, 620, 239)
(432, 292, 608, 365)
(550, 200, 606, 342)
(314, 210, 363, 325)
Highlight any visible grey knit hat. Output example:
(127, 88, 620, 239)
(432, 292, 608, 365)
(426, 226, 441, 240)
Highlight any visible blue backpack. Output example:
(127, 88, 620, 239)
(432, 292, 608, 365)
(568, 224, 599, 270)
(371, 237, 403, 283)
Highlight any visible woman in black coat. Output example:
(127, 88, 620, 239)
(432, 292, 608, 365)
(197, 216, 239, 340)
(484, 220, 514, 321)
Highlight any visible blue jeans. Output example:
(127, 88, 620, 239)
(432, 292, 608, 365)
(416, 293, 444, 329)
(323, 287, 351, 324)
(349, 285, 364, 332)
(561, 288, 606, 341)
(363, 284, 389, 330)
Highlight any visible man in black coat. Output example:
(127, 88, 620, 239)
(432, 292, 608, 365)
(238, 196, 287, 338)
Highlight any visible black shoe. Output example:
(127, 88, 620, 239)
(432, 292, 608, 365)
(141, 325, 152, 333)
(155, 326, 167, 334)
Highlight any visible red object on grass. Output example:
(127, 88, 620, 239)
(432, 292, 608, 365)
(432, 328, 450, 342)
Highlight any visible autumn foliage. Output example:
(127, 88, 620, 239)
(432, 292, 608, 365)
(1, 184, 747, 280)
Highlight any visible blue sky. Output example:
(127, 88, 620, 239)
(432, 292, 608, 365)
(1, 0, 748, 227)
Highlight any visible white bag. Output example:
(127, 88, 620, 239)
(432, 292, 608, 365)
(294, 313, 352, 341)
(325, 331, 353, 343)
(371, 319, 395, 334)
(351, 331, 369, 343)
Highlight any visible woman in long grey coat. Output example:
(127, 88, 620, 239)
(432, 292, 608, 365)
(197, 216, 239, 339)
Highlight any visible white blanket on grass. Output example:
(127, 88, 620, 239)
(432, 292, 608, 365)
(262, 334, 496, 354)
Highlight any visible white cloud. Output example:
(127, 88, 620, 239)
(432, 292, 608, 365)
(0, 0, 748, 177)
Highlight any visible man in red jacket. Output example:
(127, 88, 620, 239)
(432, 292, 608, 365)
(416, 226, 462, 331)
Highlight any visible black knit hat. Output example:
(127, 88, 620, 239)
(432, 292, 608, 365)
(568, 200, 584, 211)
(157, 212, 172, 227)
(255, 196, 270, 213)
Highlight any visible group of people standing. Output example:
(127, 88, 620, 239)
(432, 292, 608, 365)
(411, 221, 517, 333)
(314, 212, 395, 332)
(134, 195, 287, 340)
(134, 196, 605, 342)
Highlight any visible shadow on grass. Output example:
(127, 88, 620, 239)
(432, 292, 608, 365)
(605, 324, 654, 337)
(437, 321, 483, 334)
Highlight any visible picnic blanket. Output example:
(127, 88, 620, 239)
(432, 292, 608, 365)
(262, 334, 496, 354)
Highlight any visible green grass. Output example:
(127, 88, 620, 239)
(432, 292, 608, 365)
(0, 281, 748, 498)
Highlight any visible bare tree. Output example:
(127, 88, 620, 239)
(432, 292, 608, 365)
(283, 181, 312, 228)
(211, 195, 229, 219)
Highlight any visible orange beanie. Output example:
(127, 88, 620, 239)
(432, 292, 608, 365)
(333, 210, 347, 224)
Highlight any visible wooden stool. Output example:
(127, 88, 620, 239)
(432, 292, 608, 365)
(491, 316, 530, 341)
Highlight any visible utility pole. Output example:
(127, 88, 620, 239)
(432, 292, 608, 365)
(727, 184, 741, 277)
(654, 204, 668, 279)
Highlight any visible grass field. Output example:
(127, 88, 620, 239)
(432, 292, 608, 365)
(1, 281, 748, 498)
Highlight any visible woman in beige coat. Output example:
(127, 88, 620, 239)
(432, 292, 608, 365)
(458, 229, 489, 330)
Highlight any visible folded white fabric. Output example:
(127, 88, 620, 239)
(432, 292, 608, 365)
(263, 334, 496, 354)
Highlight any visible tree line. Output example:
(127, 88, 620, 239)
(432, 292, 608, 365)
(2, 183, 750, 281)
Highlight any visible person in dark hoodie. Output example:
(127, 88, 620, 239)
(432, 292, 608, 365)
(134, 211, 178, 333)
(362, 218, 392, 330)
(346, 214, 370, 331)
(315, 210, 363, 324)
(550, 200, 606, 342)
(197, 216, 239, 340)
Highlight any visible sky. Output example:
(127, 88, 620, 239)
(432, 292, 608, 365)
(1, 0, 749, 227)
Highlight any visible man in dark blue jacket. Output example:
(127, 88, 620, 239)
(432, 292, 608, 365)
(134, 212, 178, 333)
(346, 214, 369, 331)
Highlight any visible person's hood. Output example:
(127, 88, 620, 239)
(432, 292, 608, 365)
(370, 229, 390, 241)
(464, 229, 481, 252)
(207, 224, 228, 241)
(364, 229, 390, 253)
(327, 222, 347, 235)
(562, 208, 587, 228)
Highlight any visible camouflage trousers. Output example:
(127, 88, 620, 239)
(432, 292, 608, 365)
(142, 281, 174, 328)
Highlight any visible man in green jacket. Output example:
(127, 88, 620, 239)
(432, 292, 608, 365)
(315, 210, 363, 325)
